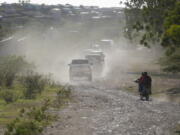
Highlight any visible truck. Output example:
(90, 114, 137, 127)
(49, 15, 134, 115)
(99, 39, 114, 52)
(69, 59, 92, 82)
(85, 50, 105, 77)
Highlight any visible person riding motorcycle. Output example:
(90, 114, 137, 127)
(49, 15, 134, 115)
(135, 72, 152, 101)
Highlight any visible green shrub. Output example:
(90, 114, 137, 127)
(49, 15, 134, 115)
(55, 86, 71, 107)
(4, 99, 53, 135)
(21, 72, 46, 99)
(0, 90, 17, 103)
(0, 56, 30, 87)
(27, 99, 53, 124)
(5, 119, 43, 135)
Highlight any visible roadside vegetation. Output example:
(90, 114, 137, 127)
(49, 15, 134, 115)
(0, 56, 72, 135)
(122, 4, 180, 133)
(123, 0, 180, 73)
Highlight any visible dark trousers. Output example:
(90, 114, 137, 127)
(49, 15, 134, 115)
(141, 86, 149, 101)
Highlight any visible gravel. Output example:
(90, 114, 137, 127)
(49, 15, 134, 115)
(43, 84, 180, 135)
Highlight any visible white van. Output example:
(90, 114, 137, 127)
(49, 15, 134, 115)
(69, 59, 92, 82)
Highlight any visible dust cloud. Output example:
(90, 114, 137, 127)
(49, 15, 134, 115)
(0, 13, 164, 84)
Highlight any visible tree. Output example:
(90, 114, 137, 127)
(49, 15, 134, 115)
(162, 2, 180, 50)
(123, 0, 180, 72)
(160, 2, 180, 71)
(124, 0, 177, 45)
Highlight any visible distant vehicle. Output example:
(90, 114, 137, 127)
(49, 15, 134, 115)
(99, 39, 114, 51)
(69, 59, 92, 82)
(85, 51, 105, 77)
(84, 49, 104, 57)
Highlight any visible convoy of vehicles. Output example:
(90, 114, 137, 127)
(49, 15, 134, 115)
(68, 39, 113, 82)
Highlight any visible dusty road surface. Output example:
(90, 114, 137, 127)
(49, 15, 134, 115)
(43, 84, 180, 135)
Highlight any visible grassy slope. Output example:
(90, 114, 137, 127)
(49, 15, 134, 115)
(0, 84, 60, 127)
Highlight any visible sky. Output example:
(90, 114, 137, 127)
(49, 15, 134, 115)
(0, 0, 123, 7)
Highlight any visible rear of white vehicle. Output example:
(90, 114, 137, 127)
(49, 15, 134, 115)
(69, 59, 92, 82)
(99, 39, 114, 52)
(85, 54, 105, 78)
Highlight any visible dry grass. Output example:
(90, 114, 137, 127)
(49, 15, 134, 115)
(100, 73, 180, 103)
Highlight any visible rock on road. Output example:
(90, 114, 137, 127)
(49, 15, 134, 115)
(43, 85, 180, 135)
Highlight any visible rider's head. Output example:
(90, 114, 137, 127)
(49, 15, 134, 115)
(144, 72, 148, 76)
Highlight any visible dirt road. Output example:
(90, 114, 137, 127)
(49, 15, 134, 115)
(43, 84, 180, 135)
